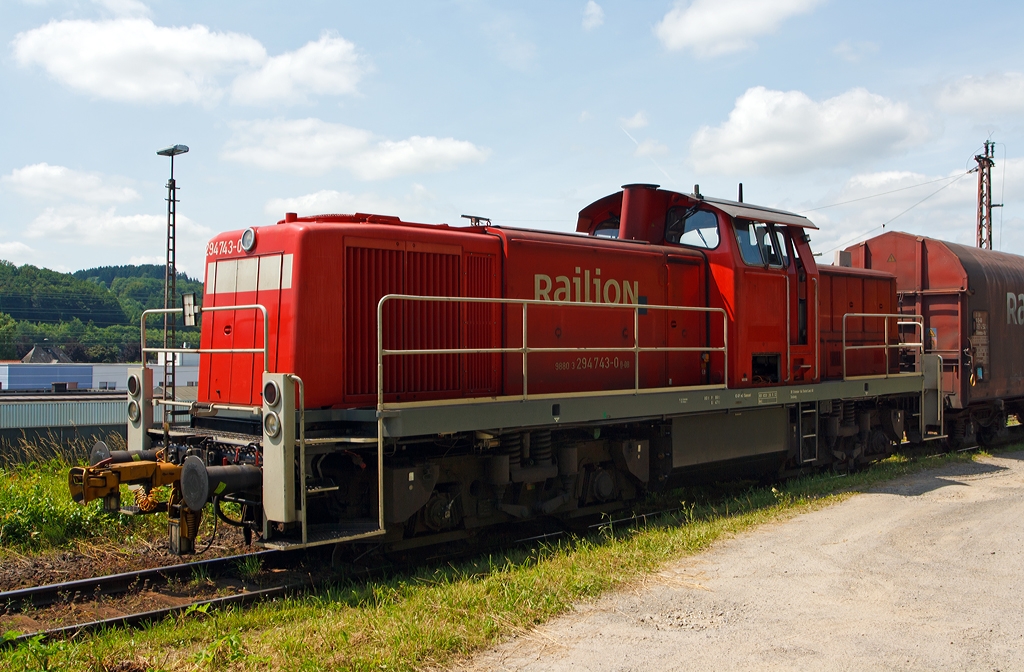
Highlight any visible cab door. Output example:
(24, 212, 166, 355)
(732, 220, 790, 386)
(666, 255, 705, 387)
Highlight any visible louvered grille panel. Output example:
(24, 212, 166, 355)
(464, 253, 499, 393)
(345, 246, 403, 396)
(403, 251, 460, 393)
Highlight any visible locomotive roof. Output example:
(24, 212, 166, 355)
(576, 187, 817, 233)
(700, 196, 818, 229)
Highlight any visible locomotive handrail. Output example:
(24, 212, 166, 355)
(375, 294, 729, 411)
(841, 313, 925, 381)
(141, 304, 269, 417)
(141, 304, 270, 372)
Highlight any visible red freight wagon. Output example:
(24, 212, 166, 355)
(848, 231, 1024, 444)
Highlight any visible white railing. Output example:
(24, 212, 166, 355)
(376, 295, 730, 411)
(141, 304, 269, 415)
(841, 313, 925, 380)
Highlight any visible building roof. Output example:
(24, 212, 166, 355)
(21, 345, 74, 363)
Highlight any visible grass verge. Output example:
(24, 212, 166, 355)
(0, 436, 164, 552)
(2, 446, 1011, 671)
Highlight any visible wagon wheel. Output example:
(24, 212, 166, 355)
(978, 412, 1005, 448)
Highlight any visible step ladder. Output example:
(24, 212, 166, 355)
(797, 401, 819, 463)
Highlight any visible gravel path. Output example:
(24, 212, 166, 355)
(457, 451, 1024, 671)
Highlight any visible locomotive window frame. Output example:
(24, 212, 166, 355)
(594, 217, 620, 238)
(664, 207, 721, 249)
(734, 219, 788, 269)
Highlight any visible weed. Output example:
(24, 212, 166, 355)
(4, 633, 67, 671)
(0, 450, 162, 552)
(192, 632, 245, 668)
(183, 602, 211, 618)
(234, 554, 263, 584)
(188, 564, 212, 589)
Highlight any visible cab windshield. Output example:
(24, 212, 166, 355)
(734, 220, 788, 268)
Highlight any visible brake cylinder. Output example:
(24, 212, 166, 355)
(180, 455, 262, 511)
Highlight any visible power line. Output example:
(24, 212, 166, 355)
(820, 171, 972, 256)
(799, 172, 968, 214)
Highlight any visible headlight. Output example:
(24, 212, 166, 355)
(263, 380, 280, 407)
(263, 411, 281, 438)
(127, 374, 140, 397)
(240, 227, 257, 253)
(127, 400, 141, 423)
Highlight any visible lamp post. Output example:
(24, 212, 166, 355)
(156, 144, 188, 421)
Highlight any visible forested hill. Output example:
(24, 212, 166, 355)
(0, 261, 203, 362)
(0, 260, 127, 327)
(73, 264, 203, 324)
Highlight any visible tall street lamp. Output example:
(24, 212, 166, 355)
(156, 144, 188, 419)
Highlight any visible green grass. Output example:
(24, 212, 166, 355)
(0, 437, 164, 552)
(1, 446, 1011, 672)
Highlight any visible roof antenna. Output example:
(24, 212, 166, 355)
(461, 214, 491, 226)
(693, 184, 703, 200)
(738, 183, 743, 203)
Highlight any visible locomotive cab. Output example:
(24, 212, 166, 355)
(577, 183, 821, 388)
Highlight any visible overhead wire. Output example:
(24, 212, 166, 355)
(819, 170, 972, 256)
(798, 172, 967, 214)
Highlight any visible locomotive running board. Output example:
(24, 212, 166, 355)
(377, 375, 927, 439)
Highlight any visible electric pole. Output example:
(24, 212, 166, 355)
(975, 140, 995, 249)
(157, 144, 188, 419)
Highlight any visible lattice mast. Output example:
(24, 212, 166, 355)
(157, 144, 188, 422)
(975, 140, 995, 249)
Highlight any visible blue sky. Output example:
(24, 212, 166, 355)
(2, 0, 1022, 277)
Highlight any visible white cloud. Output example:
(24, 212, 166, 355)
(579, 111, 591, 122)
(833, 39, 878, 63)
(634, 139, 668, 157)
(24, 206, 212, 275)
(92, 0, 151, 18)
(582, 1, 604, 30)
(128, 255, 165, 265)
(621, 111, 648, 129)
(937, 73, 1024, 115)
(222, 118, 489, 179)
(264, 187, 435, 218)
(655, 0, 825, 57)
(3, 163, 139, 203)
(485, 19, 537, 71)
(0, 241, 34, 263)
(12, 19, 265, 104)
(12, 19, 366, 107)
(689, 87, 929, 175)
(231, 32, 364, 105)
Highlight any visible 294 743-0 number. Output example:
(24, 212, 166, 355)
(555, 357, 630, 371)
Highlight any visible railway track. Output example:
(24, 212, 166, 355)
(0, 505, 681, 648)
(0, 549, 312, 647)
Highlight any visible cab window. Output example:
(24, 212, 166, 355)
(665, 207, 720, 249)
(734, 220, 788, 268)
(594, 217, 619, 238)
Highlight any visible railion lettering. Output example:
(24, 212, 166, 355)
(534, 267, 639, 305)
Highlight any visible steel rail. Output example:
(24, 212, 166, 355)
(0, 550, 282, 615)
(2, 584, 302, 648)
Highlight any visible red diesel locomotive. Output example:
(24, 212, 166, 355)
(73, 183, 1011, 555)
